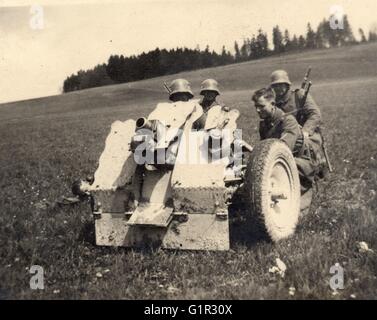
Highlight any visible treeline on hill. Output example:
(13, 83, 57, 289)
(63, 15, 377, 93)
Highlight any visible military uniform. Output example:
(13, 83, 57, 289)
(201, 98, 223, 112)
(194, 79, 223, 130)
(268, 70, 327, 210)
(270, 69, 323, 149)
(193, 99, 224, 129)
(276, 88, 322, 136)
(259, 107, 304, 156)
(277, 88, 325, 171)
(259, 107, 323, 188)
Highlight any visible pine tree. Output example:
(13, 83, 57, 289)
(359, 28, 367, 43)
(283, 29, 291, 51)
(240, 39, 249, 61)
(221, 45, 233, 64)
(291, 34, 299, 51)
(255, 29, 269, 58)
(327, 14, 355, 47)
(341, 15, 355, 45)
(370, 25, 377, 42)
(369, 31, 377, 42)
(234, 41, 241, 62)
(306, 23, 316, 49)
(249, 35, 257, 59)
(203, 45, 213, 67)
(298, 35, 306, 50)
(64, 15, 365, 93)
(272, 25, 283, 53)
(316, 19, 328, 48)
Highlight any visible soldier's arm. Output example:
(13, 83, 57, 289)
(280, 115, 301, 152)
(297, 89, 322, 135)
(259, 120, 267, 140)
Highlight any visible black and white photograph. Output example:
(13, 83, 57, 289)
(0, 0, 376, 303)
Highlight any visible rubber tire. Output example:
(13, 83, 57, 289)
(244, 139, 301, 242)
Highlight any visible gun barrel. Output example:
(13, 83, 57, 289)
(300, 67, 333, 174)
(303, 81, 312, 101)
(305, 67, 312, 78)
(318, 127, 334, 173)
(163, 81, 171, 94)
(301, 67, 312, 89)
(136, 117, 153, 130)
(323, 146, 334, 173)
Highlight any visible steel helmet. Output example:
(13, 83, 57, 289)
(200, 79, 220, 95)
(169, 79, 194, 100)
(270, 70, 292, 86)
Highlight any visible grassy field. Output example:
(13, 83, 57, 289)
(1, 43, 377, 299)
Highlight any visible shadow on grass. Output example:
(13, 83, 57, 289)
(78, 220, 96, 245)
(228, 201, 269, 249)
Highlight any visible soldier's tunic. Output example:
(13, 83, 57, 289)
(276, 88, 325, 177)
(259, 107, 320, 188)
(193, 99, 224, 129)
(276, 88, 321, 136)
(259, 108, 304, 156)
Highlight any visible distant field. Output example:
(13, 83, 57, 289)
(0, 43, 376, 299)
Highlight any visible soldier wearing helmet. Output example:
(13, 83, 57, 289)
(252, 87, 325, 212)
(269, 70, 322, 140)
(199, 79, 222, 111)
(193, 79, 224, 129)
(168, 78, 194, 102)
(252, 87, 304, 156)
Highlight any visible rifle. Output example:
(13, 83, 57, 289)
(301, 67, 312, 89)
(300, 67, 333, 173)
(163, 81, 172, 94)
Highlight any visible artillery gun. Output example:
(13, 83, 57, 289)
(74, 99, 301, 250)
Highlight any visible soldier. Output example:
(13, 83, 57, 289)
(168, 78, 194, 102)
(200, 79, 222, 110)
(252, 87, 324, 210)
(193, 79, 223, 129)
(269, 70, 322, 142)
(252, 87, 303, 156)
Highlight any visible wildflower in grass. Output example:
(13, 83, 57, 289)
(357, 241, 374, 253)
(269, 258, 287, 278)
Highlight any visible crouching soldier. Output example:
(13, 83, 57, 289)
(269, 69, 330, 178)
(252, 87, 324, 211)
(269, 70, 321, 141)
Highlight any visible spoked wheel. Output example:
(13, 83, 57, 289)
(245, 139, 301, 242)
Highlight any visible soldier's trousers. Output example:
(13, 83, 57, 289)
(294, 132, 325, 211)
(295, 156, 316, 212)
(295, 132, 324, 184)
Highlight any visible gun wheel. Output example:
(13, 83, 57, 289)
(245, 139, 300, 241)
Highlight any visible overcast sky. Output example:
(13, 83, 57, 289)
(1, 0, 376, 103)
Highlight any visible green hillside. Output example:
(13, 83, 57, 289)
(1, 42, 376, 123)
